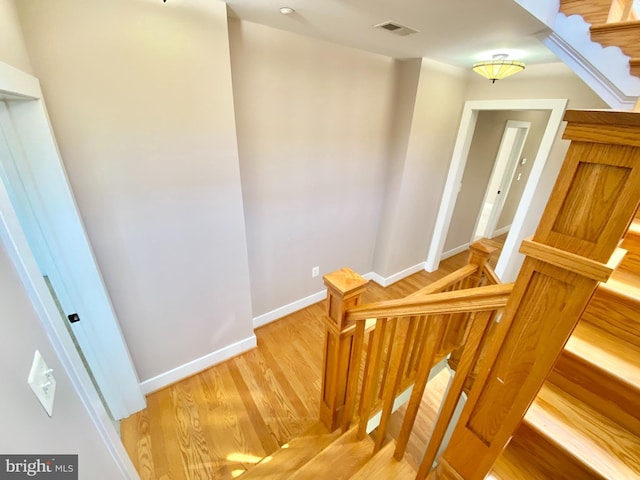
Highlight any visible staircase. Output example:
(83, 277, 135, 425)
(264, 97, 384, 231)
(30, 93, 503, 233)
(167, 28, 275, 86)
(519, 0, 640, 109)
(240, 424, 416, 479)
(239, 111, 640, 479)
(492, 212, 640, 479)
(562, 0, 640, 77)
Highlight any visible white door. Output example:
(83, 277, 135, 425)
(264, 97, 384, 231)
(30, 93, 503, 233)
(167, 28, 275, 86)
(0, 99, 145, 420)
(473, 121, 530, 241)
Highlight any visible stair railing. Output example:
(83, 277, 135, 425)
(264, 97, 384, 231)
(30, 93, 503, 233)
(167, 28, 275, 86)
(319, 239, 507, 448)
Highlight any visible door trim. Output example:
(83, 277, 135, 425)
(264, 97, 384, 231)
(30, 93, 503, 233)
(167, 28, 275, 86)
(425, 99, 568, 282)
(471, 120, 531, 241)
(0, 60, 140, 478)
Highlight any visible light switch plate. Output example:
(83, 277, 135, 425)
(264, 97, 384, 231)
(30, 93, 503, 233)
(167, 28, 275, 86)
(28, 350, 56, 417)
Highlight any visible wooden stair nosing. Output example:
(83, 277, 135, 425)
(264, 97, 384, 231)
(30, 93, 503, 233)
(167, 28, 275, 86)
(349, 441, 415, 479)
(240, 422, 341, 479)
(590, 20, 640, 58)
(523, 383, 640, 479)
(286, 426, 374, 480)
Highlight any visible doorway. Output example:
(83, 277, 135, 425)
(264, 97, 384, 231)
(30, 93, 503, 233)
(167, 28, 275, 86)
(0, 61, 141, 478)
(471, 120, 530, 242)
(425, 99, 568, 282)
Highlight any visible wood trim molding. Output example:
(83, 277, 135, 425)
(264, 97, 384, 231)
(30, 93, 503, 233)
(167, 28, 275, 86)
(519, 238, 625, 282)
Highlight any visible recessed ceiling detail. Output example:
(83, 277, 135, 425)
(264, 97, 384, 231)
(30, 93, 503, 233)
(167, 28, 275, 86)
(374, 21, 419, 37)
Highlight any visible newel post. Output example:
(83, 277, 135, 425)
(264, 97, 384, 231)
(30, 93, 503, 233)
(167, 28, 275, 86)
(427, 110, 640, 480)
(320, 267, 369, 431)
(467, 240, 498, 287)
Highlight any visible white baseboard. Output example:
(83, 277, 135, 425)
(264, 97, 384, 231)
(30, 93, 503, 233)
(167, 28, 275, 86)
(491, 224, 511, 237)
(253, 272, 377, 329)
(139, 335, 257, 395)
(253, 290, 326, 329)
(370, 263, 426, 287)
(441, 243, 470, 260)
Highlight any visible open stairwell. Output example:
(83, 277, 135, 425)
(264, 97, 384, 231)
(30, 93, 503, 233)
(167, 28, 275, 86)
(241, 424, 416, 479)
(236, 110, 640, 480)
(492, 212, 640, 479)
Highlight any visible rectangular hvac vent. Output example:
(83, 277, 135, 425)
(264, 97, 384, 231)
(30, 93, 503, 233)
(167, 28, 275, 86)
(374, 21, 420, 37)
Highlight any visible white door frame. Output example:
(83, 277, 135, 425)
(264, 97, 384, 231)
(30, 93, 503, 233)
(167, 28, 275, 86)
(0, 61, 140, 478)
(471, 120, 531, 241)
(425, 99, 568, 281)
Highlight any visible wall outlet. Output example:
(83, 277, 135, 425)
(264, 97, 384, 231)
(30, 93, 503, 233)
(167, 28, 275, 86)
(312, 266, 320, 278)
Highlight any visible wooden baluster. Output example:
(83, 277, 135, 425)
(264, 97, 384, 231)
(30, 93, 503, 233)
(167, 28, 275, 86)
(341, 319, 366, 432)
(429, 110, 640, 480)
(407, 315, 427, 378)
(378, 319, 398, 400)
(358, 318, 389, 439)
(320, 268, 369, 432)
(394, 317, 447, 461)
(416, 310, 496, 479)
(374, 317, 418, 453)
(448, 241, 498, 372)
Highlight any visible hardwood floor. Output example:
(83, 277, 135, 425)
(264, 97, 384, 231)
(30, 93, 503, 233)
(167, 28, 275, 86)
(121, 248, 494, 479)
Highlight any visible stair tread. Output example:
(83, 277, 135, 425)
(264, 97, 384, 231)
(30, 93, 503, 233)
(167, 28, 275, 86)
(566, 322, 640, 389)
(241, 422, 341, 479)
(349, 441, 415, 479)
(287, 427, 374, 480)
(524, 382, 640, 479)
(601, 268, 640, 302)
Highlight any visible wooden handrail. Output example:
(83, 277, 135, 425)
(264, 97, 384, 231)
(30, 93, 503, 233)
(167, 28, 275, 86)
(345, 283, 512, 322)
(407, 264, 478, 297)
(482, 264, 501, 285)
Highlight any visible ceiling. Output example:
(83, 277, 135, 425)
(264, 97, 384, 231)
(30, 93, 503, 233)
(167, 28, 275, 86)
(225, 0, 559, 68)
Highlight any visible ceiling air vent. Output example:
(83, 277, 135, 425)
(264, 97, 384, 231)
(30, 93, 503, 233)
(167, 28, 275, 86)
(374, 21, 420, 37)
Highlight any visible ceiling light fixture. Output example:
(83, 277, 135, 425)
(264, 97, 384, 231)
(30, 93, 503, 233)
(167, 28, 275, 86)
(472, 54, 525, 83)
(279, 7, 295, 15)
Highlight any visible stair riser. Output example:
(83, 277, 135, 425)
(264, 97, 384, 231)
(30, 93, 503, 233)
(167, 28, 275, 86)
(549, 356, 640, 438)
(512, 422, 603, 480)
(620, 235, 640, 272)
(590, 23, 640, 58)
(581, 287, 640, 348)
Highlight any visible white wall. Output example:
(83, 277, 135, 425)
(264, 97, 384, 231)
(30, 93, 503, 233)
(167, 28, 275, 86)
(373, 59, 468, 277)
(229, 19, 395, 316)
(0, 1, 120, 476)
(16, 0, 254, 382)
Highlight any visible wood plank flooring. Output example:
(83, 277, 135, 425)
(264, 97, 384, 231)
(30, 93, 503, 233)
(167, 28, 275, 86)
(121, 243, 501, 479)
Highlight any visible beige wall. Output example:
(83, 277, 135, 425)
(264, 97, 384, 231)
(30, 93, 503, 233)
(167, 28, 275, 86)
(444, 109, 551, 252)
(16, 0, 254, 381)
(496, 111, 551, 230)
(373, 59, 468, 277)
(0, 243, 122, 478)
(0, 1, 120, 475)
(373, 58, 422, 277)
(0, 0, 32, 74)
(229, 19, 395, 315)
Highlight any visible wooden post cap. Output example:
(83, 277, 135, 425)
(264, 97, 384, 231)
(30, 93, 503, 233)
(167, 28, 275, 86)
(323, 267, 368, 295)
